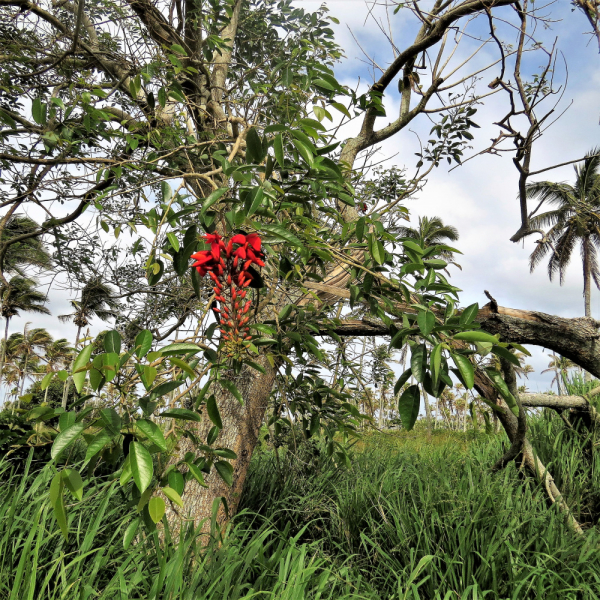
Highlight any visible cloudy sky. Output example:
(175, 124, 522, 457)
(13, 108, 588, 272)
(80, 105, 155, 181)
(4, 0, 599, 400)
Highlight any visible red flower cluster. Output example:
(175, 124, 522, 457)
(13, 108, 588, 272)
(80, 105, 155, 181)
(191, 232, 265, 352)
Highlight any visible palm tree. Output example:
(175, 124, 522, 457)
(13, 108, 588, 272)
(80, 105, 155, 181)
(1, 214, 52, 276)
(542, 353, 576, 395)
(0, 277, 50, 387)
(11, 325, 52, 401)
(44, 338, 74, 373)
(59, 277, 119, 408)
(397, 215, 460, 260)
(528, 147, 600, 318)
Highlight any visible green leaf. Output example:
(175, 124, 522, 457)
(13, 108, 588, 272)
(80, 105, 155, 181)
(136, 419, 167, 452)
(51, 422, 86, 459)
(256, 223, 303, 248)
(430, 343, 442, 385)
(135, 330, 153, 358)
(130, 442, 153, 493)
(103, 330, 121, 354)
(41, 372, 53, 391)
(168, 356, 196, 378)
(147, 259, 164, 286)
(159, 342, 202, 356)
(63, 469, 84, 501)
(292, 139, 314, 167)
(187, 463, 208, 487)
(451, 353, 474, 389)
(215, 461, 233, 486)
(486, 368, 519, 417)
(149, 380, 184, 401)
(84, 430, 113, 462)
(166, 232, 180, 252)
(403, 240, 424, 254)
(492, 345, 521, 367)
(120, 454, 132, 486)
(148, 497, 165, 524)
(206, 394, 223, 429)
(72, 345, 93, 393)
(32, 98, 46, 125)
(274, 134, 284, 167)
(246, 187, 264, 218)
(459, 303, 479, 325)
(417, 311, 435, 336)
(168, 470, 185, 495)
(159, 408, 201, 422)
(398, 385, 420, 431)
(454, 331, 499, 344)
(200, 188, 228, 216)
(368, 234, 385, 265)
(100, 408, 122, 435)
(123, 518, 140, 550)
(49, 473, 68, 540)
(219, 379, 243, 403)
(394, 368, 412, 396)
(355, 217, 365, 243)
(410, 344, 427, 383)
(246, 127, 265, 164)
(162, 486, 184, 508)
(214, 448, 237, 459)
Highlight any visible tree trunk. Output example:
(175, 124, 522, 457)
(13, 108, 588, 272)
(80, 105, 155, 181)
(164, 355, 277, 537)
(474, 369, 583, 535)
(583, 242, 592, 382)
(0, 318, 9, 389)
(423, 389, 432, 433)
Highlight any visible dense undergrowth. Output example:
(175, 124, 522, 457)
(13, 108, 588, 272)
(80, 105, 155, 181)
(3, 411, 600, 599)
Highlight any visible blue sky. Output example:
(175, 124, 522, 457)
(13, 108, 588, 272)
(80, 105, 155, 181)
(4, 1, 600, 400)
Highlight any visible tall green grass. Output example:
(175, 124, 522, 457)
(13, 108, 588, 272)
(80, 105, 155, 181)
(2, 412, 600, 599)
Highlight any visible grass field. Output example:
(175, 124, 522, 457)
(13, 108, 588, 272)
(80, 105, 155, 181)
(2, 412, 600, 599)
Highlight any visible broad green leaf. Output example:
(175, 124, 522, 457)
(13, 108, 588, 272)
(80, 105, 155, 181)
(219, 379, 243, 403)
(451, 353, 474, 389)
(150, 380, 184, 400)
(51, 422, 87, 459)
(136, 419, 167, 451)
(84, 430, 113, 462)
(256, 223, 303, 248)
(120, 454, 132, 486)
(246, 127, 265, 164)
(123, 518, 140, 550)
(168, 470, 185, 495)
(159, 408, 201, 422)
(398, 385, 420, 431)
(162, 486, 184, 508)
(410, 344, 427, 383)
(49, 472, 68, 540)
(103, 330, 121, 354)
(159, 342, 202, 356)
(403, 240, 424, 254)
(492, 345, 521, 367)
(135, 330, 153, 358)
(168, 356, 196, 378)
(459, 303, 479, 325)
(215, 461, 233, 486)
(32, 98, 46, 125)
(41, 372, 53, 391)
(187, 463, 208, 487)
(200, 188, 228, 216)
(100, 408, 122, 435)
(394, 368, 412, 396)
(430, 343, 442, 385)
(246, 187, 264, 218)
(130, 442, 153, 493)
(167, 233, 180, 253)
(454, 331, 498, 344)
(274, 134, 284, 167)
(206, 394, 223, 428)
(63, 469, 84, 501)
(292, 139, 314, 167)
(72, 345, 93, 393)
(147, 259, 164, 285)
(368, 234, 385, 265)
(417, 310, 435, 336)
(214, 448, 237, 459)
(148, 497, 165, 524)
(486, 368, 520, 417)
